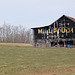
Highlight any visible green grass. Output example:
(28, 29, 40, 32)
(0, 43, 75, 75)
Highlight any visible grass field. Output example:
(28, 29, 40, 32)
(0, 43, 75, 75)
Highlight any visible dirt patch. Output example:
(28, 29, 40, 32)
(13, 67, 75, 75)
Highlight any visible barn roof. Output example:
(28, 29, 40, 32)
(31, 15, 75, 29)
(66, 16, 75, 22)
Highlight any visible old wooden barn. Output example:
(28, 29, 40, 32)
(32, 15, 75, 48)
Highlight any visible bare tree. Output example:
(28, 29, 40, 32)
(0, 24, 33, 44)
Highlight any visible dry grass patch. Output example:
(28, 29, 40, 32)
(0, 43, 75, 75)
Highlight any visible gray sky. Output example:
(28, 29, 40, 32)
(0, 0, 75, 28)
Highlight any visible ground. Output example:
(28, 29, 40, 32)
(0, 43, 75, 75)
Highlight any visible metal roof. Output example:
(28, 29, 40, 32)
(66, 16, 75, 22)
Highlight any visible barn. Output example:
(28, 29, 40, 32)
(31, 15, 75, 48)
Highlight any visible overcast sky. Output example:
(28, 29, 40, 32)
(0, 0, 75, 28)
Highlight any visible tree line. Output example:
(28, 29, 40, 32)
(0, 24, 33, 44)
